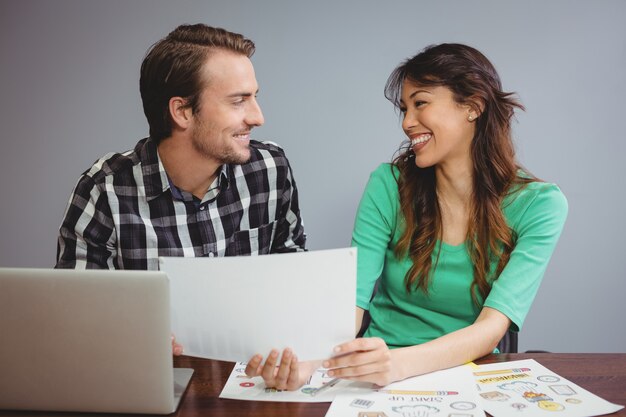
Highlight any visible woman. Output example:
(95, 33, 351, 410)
(246, 43, 567, 389)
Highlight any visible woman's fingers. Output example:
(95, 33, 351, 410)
(273, 349, 293, 390)
(286, 354, 301, 390)
(328, 350, 391, 378)
(244, 353, 264, 377)
(334, 337, 387, 355)
(245, 349, 301, 390)
(324, 337, 388, 369)
(321, 337, 397, 386)
(261, 349, 280, 381)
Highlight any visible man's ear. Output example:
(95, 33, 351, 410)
(169, 97, 193, 129)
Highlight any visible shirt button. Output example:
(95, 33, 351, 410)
(200, 206, 206, 211)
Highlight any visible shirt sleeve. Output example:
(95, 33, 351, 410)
(484, 183, 568, 331)
(351, 164, 399, 309)
(55, 175, 117, 269)
(270, 160, 306, 253)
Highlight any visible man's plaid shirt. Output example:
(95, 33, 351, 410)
(56, 137, 306, 269)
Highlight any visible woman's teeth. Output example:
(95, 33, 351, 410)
(411, 134, 432, 146)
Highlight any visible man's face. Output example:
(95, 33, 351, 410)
(190, 50, 264, 165)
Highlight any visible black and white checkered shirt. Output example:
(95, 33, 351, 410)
(56, 137, 306, 269)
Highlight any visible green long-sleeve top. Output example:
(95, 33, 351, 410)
(352, 164, 568, 349)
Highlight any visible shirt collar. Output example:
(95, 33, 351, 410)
(137, 137, 170, 202)
(138, 137, 231, 202)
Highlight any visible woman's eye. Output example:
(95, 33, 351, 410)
(414, 100, 426, 107)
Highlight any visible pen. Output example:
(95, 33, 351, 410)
(311, 378, 341, 396)
(376, 390, 459, 396)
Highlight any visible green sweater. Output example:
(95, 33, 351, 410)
(352, 164, 568, 349)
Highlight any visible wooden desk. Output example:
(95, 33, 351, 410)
(174, 353, 626, 417)
(2, 353, 624, 416)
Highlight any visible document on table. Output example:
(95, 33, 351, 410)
(220, 362, 483, 410)
(159, 248, 356, 363)
(220, 362, 373, 402)
(325, 364, 485, 415)
(473, 359, 624, 417)
(221, 357, 625, 416)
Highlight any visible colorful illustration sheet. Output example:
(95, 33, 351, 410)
(219, 362, 373, 402)
(473, 359, 623, 417)
(325, 365, 485, 417)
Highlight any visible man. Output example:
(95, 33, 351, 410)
(56, 24, 306, 270)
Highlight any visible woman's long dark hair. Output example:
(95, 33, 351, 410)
(385, 43, 535, 304)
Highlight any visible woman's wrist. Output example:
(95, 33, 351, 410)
(390, 348, 410, 382)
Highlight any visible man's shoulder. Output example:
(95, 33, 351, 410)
(80, 138, 148, 184)
(248, 140, 291, 166)
(249, 139, 287, 155)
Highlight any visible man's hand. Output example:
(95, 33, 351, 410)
(171, 334, 184, 356)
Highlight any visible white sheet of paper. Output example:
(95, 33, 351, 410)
(325, 364, 486, 415)
(159, 248, 356, 362)
(473, 359, 624, 417)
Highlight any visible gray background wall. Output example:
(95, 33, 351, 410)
(1, 0, 624, 353)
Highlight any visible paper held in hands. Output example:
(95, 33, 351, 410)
(159, 248, 356, 363)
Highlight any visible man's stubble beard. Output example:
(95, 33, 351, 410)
(191, 122, 251, 165)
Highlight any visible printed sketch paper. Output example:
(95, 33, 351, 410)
(220, 361, 484, 414)
(473, 359, 623, 417)
(325, 365, 485, 416)
(219, 362, 372, 402)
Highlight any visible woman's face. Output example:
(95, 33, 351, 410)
(399, 80, 477, 170)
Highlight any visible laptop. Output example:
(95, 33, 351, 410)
(0, 268, 193, 414)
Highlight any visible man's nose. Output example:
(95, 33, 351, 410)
(246, 99, 264, 127)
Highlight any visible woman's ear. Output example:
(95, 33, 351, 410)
(169, 97, 193, 129)
(466, 97, 485, 122)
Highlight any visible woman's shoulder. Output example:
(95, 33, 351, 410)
(366, 163, 399, 189)
(509, 178, 566, 203)
(371, 162, 398, 178)
(359, 163, 402, 215)
(504, 177, 568, 225)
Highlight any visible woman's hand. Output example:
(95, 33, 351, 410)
(323, 337, 404, 386)
(244, 348, 318, 391)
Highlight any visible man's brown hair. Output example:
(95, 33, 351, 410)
(140, 24, 255, 144)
